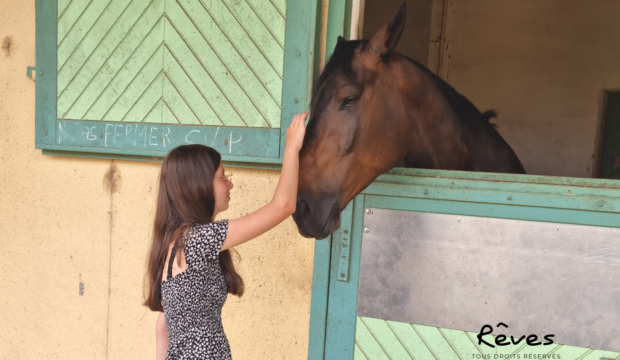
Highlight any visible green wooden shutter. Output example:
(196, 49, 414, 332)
(35, 0, 318, 163)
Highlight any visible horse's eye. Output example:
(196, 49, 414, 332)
(341, 96, 359, 109)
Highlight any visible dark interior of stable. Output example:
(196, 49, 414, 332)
(360, 0, 620, 180)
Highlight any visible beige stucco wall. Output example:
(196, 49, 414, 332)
(433, 0, 620, 178)
(0, 1, 315, 359)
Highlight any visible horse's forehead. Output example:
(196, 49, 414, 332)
(350, 48, 385, 82)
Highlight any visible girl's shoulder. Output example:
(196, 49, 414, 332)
(188, 219, 229, 241)
(186, 220, 229, 261)
(193, 219, 228, 230)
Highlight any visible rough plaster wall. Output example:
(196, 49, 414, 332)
(437, 0, 620, 177)
(0, 1, 111, 358)
(0, 1, 315, 359)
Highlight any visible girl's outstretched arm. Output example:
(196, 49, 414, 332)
(221, 112, 308, 251)
(155, 312, 169, 360)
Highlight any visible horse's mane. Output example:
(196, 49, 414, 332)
(401, 55, 498, 128)
(310, 40, 498, 131)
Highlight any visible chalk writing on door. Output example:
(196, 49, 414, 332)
(57, 121, 245, 154)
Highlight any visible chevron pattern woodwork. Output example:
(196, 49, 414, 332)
(354, 317, 620, 360)
(56, 0, 286, 128)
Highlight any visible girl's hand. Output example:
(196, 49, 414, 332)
(285, 112, 308, 152)
(222, 114, 306, 251)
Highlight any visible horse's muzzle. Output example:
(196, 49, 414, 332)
(292, 195, 340, 239)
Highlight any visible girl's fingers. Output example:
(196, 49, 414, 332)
(296, 112, 308, 124)
(289, 111, 308, 129)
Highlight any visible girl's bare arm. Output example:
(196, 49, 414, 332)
(155, 312, 169, 360)
(221, 112, 308, 251)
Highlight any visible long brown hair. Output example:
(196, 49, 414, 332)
(144, 144, 244, 312)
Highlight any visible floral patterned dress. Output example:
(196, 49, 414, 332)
(161, 219, 231, 359)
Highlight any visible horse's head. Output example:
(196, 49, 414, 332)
(293, 4, 413, 239)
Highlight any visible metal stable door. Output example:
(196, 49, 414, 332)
(359, 209, 620, 354)
(311, 169, 620, 360)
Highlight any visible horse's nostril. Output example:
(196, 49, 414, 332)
(296, 199, 310, 216)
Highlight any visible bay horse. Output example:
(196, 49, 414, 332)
(292, 4, 525, 239)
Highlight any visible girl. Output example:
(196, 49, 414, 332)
(144, 112, 308, 359)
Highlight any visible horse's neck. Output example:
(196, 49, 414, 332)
(400, 72, 476, 171)
(395, 57, 525, 174)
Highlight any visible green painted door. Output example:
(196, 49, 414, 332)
(309, 168, 620, 360)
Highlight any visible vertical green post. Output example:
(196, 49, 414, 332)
(324, 195, 365, 359)
(35, 0, 58, 146)
(307, 235, 332, 360)
(307, 1, 329, 358)
(280, 0, 320, 158)
(325, 0, 354, 61)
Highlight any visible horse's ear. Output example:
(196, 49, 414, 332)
(334, 35, 347, 52)
(366, 3, 407, 57)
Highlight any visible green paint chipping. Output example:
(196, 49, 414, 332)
(355, 317, 620, 360)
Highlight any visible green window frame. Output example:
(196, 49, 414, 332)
(34, 0, 320, 167)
